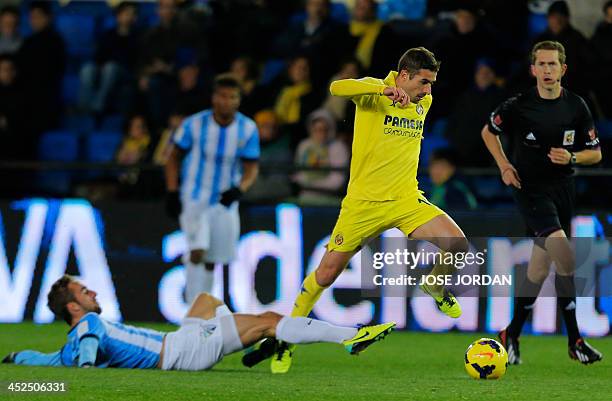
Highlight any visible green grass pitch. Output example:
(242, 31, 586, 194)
(1, 322, 610, 401)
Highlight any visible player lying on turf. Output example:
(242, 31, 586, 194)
(1, 275, 395, 370)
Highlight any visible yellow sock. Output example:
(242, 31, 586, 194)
(291, 271, 326, 317)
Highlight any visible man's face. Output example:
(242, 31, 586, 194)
(455, 10, 476, 34)
(399, 69, 436, 104)
(353, 0, 375, 22)
(116, 6, 137, 28)
(0, 60, 16, 86)
(531, 49, 566, 88)
(29, 9, 49, 33)
(0, 12, 18, 36)
(547, 13, 568, 35)
(289, 57, 310, 84)
(212, 86, 240, 119)
(158, 0, 177, 25)
(68, 282, 102, 316)
(429, 159, 455, 185)
(474, 64, 495, 90)
(605, 6, 612, 24)
(306, 0, 329, 21)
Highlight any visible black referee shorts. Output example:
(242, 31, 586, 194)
(512, 179, 575, 241)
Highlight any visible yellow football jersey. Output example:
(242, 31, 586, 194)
(330, 71, 432, 201)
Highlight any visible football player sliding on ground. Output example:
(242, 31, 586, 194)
(2, 275, 395, 370)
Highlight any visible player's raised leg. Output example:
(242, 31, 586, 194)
(408, 213, 468, 318)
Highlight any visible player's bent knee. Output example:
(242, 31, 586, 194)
(446, 236, 470, 254)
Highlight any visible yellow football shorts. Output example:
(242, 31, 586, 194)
(327, 193, 446, 252)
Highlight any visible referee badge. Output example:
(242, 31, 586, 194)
(563, 130, 575, 146)
(416, 103, 424, 115)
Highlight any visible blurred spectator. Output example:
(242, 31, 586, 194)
(79, 1, 141, 115)
(153, 111, 185, 166)
(243, 110, 293, 202)
(0, 6, 21, 54)
(17, 1, 66, 156)
(229, 56, 260, 114)
(533, 1, 593, 102)
(137, 0, 184, 130)
(428, 148, 477, 210)
(322, 58, 362, 123)
(445, 59, 506, 167)
(273, 0, 353, 86)
(116, 115, 151, 167)
(293, 109, 349, 205)
(349, 0, 383, 70)
(274, 56, 319, 137)
(430, 5, 496, 118)
(0, 54, 26, 160)
(590, 0, 612, 119)
(174, 61, 208, 116)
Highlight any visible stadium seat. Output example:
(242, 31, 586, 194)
(37, 130, 80, 195)
(38, 130, 80, 161)
(55, 13, 96, 61)
(61, 73, 80, 106)
(528, 13, 548, 38)
(62, 114, 95, 135)
(99, 114, 125, 132)
(85, 131, 122, 162)
(595, 120, 612, 139)
(260, 59, 287, 85)
(419, 134, 449, 166)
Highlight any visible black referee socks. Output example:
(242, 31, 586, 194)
(507, 276, 543, 338)
(555, 273, 580, 345)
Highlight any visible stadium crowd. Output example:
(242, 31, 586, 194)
(0, 0, 610, 206)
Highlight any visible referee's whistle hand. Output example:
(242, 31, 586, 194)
(548, 148, 571, 165)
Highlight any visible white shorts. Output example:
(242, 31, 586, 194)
(161, 305, 243, 371)
(179, 203, 240, 264)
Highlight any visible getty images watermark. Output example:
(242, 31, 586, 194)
(360, 237, 609, 298)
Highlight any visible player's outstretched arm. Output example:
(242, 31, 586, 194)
(2, 350, 62, 366)
(329, 78, 386, 98)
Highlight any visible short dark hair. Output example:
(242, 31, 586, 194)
(547, 0, 570, 17)
(0, 5, 19, 17)
(430, 148, 458, 166)
(397, 47, 441, 78)
(604, 0, 612, 13)
(29, 1, 53, 16)
(47, 275, 77, 325)
(213, 73, 241, 93)
(531, 40, 566, 65)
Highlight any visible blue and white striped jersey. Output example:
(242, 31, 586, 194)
(173, 110, 260, 206)
(60, 313, 165, 369)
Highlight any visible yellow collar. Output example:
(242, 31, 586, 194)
(383, 71, 399, 87)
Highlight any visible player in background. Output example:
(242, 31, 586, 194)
(2, 275, 395, 370)
(245, 47, 470, 374)
(481, 41, 603, 365)
(165, 74, 259, 303)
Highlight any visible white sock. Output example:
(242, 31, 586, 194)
(276, 317, 358, 344)
(184, 262, 204, 304)
(202, 268, 214, 294)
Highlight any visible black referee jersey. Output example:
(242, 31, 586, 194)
(487, 87, 601, 237)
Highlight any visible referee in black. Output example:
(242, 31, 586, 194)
(482, 41, 603, 365)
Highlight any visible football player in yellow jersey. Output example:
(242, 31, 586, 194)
(246, 47, 470, 373)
